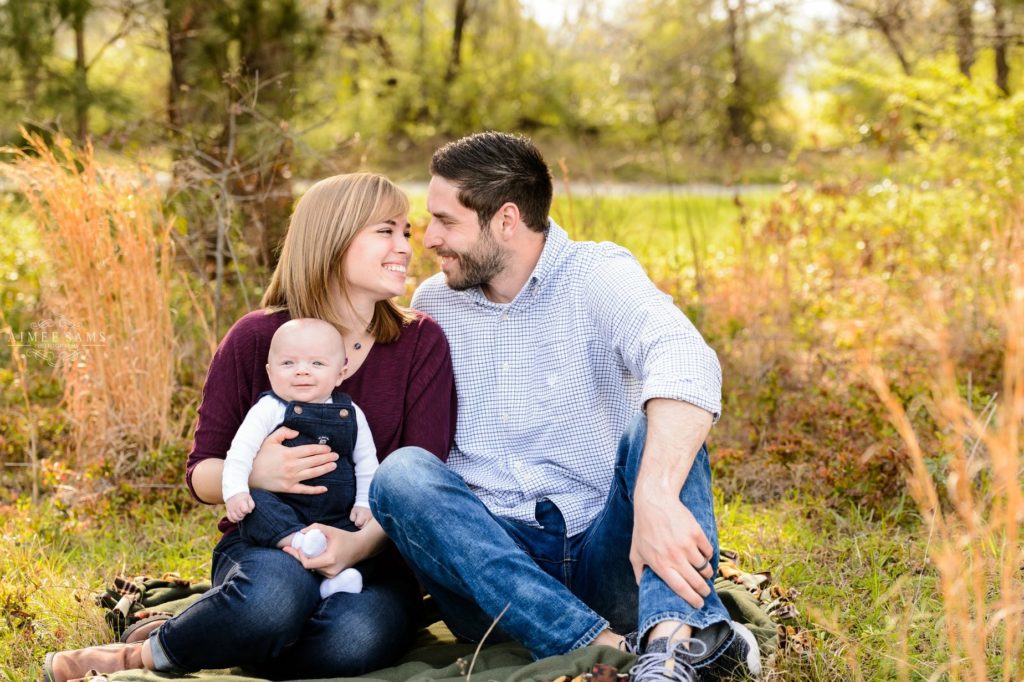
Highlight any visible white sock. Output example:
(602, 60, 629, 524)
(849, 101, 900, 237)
(289, 529, 328, 558)
(319, 568, 363, 598)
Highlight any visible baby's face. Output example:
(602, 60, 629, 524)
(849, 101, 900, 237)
(266, 329, 346, 403)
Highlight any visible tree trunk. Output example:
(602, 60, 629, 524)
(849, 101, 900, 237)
(993, 0, 1010, 94)
(418, 0, 427, 66)
(164, 0, 312, 275)
(6, 2, 54, 106)
(165, 0, 237, 296)
(951, 0, 975, 78)
(724, 0, 752, 146)
(236, 0, 297, 269)
(72, 6, 90, 142)
(166, 1, 198, 134)
(445, 0, 470, 84)
(873, 16, 913, 76)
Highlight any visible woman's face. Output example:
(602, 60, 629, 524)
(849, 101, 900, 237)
(341, 212, 412, 303)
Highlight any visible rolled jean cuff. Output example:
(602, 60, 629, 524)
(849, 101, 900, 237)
(149, 629, 188, 674)
(639, 612, 728, 643)
(569, 617, 612, 652)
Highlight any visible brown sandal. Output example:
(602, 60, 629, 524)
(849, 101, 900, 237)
(118, 615, 170, 644)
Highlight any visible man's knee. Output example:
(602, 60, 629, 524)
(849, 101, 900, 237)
(369, 446, 440, 518)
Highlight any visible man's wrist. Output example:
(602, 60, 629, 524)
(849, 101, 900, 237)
(635, 476, 679, 506)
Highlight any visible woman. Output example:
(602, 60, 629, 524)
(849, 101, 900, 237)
(45, 173, 456, 681)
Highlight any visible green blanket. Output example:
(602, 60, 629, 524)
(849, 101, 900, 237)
(98, 563, 787, 682)
(106, 638, 634, 682)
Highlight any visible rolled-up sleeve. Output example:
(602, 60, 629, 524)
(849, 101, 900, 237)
(582, 252, 722, 420)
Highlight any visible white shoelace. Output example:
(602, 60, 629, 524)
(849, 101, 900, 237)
(628, 630, 708, 682)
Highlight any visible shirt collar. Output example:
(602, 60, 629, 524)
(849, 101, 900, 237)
(528, 220, 569, 287)
(458, 218, 569, 306)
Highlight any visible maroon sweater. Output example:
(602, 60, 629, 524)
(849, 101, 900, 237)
(186, 309, 456, 534)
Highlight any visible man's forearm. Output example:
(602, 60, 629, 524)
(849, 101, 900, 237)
(634, 398, 713, 502)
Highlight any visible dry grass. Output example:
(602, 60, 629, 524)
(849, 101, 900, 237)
(864, 205, 1024, 681)
(1, 133, 176, 480)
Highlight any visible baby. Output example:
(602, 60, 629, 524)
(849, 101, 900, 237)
(222, 317, 376, 598)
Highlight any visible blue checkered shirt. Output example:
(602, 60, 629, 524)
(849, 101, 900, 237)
(412, 222, 721, 536)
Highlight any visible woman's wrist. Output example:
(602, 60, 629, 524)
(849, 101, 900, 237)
(353, 520, 388, 560)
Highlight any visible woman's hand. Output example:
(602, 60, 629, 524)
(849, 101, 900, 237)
(282, 521, 388, 577)
(249, 427, 339, 494)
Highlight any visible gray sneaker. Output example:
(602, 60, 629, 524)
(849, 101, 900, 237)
(682, 621, 762, 681)
(620, 630, 640, 655)
(628, 627, 707, 682)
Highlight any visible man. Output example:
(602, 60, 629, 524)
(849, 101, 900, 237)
(370, 132, 761, 681)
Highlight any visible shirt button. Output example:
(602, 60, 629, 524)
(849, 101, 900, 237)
(294, 406, 303, 415)
(501, 313, 509, 321)
(501, 362, 510, 371)
(500, 413, 509, 423)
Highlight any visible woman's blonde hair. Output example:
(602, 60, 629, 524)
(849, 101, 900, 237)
(261, 173, 414, 343)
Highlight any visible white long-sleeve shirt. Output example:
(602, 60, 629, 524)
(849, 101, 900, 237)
(222, 394, 377, 508)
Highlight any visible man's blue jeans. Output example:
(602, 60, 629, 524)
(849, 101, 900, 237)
(369, 413, 730, 659)
(147, 531, 421, 678)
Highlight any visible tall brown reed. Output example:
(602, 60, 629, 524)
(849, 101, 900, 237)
(864, 205, 1024, 682)
(1, 133, 175, 479)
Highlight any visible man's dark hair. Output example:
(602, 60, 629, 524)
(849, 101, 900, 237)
(430, 131, 553, 233)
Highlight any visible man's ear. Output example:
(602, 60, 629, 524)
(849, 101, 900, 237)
(493, 202, 521, 240)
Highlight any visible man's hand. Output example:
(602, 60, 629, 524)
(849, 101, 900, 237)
(225, 492, 255, 523)
(630, 494, 714, 608)
(249, 427, 338, 494)
(350, 505, 372, 528)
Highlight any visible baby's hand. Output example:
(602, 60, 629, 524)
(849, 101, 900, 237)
(350, 505, 372, 528)
(226, 492, 255, 522)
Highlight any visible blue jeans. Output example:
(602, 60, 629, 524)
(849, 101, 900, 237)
(369, 413, 730, 659)
(148, 531, 421, 678)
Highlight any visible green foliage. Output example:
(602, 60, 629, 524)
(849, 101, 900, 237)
(0, 0, 823, 171)
(1, 24, 1022, 679)
(720, 496, 945, 680)
(0, 492, 220, 679)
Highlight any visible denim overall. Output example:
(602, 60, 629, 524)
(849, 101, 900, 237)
(238, 391, 359, 548)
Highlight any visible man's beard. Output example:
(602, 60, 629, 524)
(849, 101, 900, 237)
(440, 229, 509, 291)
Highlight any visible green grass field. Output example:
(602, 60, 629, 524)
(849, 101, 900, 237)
(0, 490, 942, 681)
